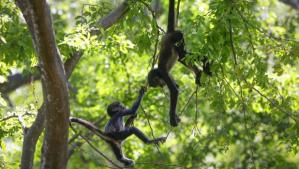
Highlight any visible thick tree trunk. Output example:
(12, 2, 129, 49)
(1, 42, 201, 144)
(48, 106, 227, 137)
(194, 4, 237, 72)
(15, 0, 70, 169)
(19, 52, 82, 169)
(14, 0, 132, 168)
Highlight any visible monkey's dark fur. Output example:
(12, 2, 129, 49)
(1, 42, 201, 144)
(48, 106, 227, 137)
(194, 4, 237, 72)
(147, 0, 212, 127)
(70, 88, 166, 167)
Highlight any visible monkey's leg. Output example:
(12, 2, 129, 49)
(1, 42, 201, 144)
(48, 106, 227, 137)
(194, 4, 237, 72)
(112, 127, 164, 144)
(112, 127, 151, 143)
(159, 71, 180, 126)
(108, 142, 134, 167)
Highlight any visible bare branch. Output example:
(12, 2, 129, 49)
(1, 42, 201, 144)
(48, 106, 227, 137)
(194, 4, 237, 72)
(98, 0, 130, 30)
(0, 112, 34, 122)
(280, 0, 299, 10)
(64, 51, 83, 79)
(67, 116, 106, 159)
(69, 125, 122, 169)
(228, 11, 237, 65)
(0, 73, 40, 94)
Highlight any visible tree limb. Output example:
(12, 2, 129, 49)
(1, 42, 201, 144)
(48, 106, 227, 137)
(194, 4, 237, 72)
(98, 0, 130, 29)
(67, 116, 105, 159)
(280, 0, 299, 10)
(0, 73, 40, 94)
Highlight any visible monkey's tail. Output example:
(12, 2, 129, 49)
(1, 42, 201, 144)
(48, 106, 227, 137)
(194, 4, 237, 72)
(70, 117, 115, 143)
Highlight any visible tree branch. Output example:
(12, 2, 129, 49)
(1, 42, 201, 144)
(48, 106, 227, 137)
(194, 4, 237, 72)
(0, 112, 34, 123)
(0, 73, 40, 94)
(280, 0, 299, 10)
(98, 0, 130, 30)
(67, 116, 105, 159)
(70, 125, 122, 169)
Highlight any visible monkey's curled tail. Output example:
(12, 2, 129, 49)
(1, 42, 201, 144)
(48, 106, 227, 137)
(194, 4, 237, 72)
(70, 117, 115, 143)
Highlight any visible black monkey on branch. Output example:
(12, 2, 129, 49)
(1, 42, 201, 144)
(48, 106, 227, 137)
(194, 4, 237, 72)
(147, 0, 212, 127)
(70, 87, 166, 167)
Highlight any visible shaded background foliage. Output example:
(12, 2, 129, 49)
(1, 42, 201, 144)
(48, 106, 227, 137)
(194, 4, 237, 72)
(0, 0, 299, 168)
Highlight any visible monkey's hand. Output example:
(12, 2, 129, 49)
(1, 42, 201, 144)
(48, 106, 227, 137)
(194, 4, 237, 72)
(151, 137, 167, 146)
(195, 72, 202, 86)
(125, 114, 137, 127)
(131, 113, 137, 119)
(202, 57, 213, 76)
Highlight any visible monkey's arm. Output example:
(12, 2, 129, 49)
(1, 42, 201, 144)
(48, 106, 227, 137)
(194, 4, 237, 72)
(125, 114, 137, 127)
(122, 87, 145, 116)
(175, 42, 202, 84)
(176, 46, 212, 85)
(178, 59, 202, 85)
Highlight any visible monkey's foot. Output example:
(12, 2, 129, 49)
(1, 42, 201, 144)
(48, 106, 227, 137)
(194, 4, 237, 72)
(170, 115, 181, 127)
(121, 157, 135, 167)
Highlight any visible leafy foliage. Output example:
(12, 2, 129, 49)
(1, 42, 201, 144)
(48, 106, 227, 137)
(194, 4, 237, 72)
(0, 0, 298, 169)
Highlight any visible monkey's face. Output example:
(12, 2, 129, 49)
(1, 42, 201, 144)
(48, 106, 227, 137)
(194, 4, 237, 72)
(172, 31, 184, 43)
(107, 102, 126, 117)
(150, 76, 166, 87)
(148, 69, 165, 87)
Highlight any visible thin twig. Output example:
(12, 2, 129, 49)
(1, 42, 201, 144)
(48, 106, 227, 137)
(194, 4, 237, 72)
(194, 86, 199, 124)
(140, 105, 161, 154)
(235, 9, 255, 53)
(228, 8, 256, 166)
(138, 0, 164, 33)
(70, 125, 122, 169)
(228, 10, 237, 65)
(0, 114, 18, 122)
(250, 85, 298, 121)
(0, 112, 34, 122)
(179, 89, 197, 115)
(136, 161, 186, 168)
(235, 8, 299, 43)
(137, 0, 162, 70)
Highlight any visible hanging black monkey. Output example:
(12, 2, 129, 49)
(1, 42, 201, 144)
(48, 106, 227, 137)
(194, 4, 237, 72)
(70, 87, 166, 167)
(147, 0, 212, 127)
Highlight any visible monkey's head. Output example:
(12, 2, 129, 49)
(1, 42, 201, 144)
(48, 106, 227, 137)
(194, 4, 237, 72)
(107, 101, 125, 117)
(171, 30, 184, 43)
(147, 69, 166, 87)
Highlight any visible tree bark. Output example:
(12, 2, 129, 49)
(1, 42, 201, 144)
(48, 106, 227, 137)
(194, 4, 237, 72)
(15, 0, 70, 169)
(19, 52, 82, 169)
(14, 0, 132, 169)
(99, 0, 130, 30)
(20, 105, 46, 169)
